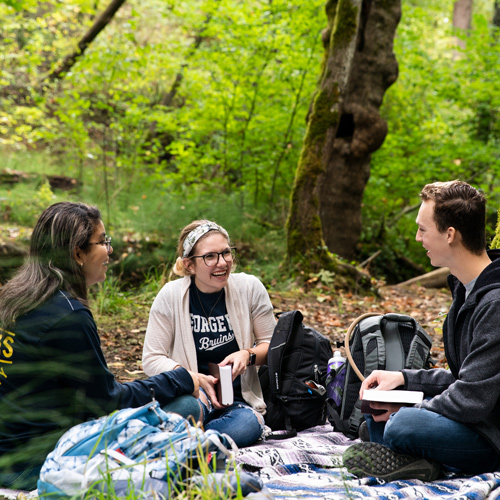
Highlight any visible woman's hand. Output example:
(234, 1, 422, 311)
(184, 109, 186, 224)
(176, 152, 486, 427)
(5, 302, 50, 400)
(218, 350, 250, 378)
(197, 372, 225, 409)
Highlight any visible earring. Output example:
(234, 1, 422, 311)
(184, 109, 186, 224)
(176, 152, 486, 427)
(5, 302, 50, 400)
(80, 262, 84, 268)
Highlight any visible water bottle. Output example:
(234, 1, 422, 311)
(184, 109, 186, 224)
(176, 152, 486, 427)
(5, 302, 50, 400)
(327, 350, 346, 406)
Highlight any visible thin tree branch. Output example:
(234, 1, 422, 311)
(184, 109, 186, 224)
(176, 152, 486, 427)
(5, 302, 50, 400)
(45, 0, 127, 83)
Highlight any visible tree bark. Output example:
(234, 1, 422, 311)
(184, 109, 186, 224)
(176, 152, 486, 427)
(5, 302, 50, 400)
(453, 0, 473, 30)
(494, 1, 500, 27)
(319, 0, 400, 259)
(286, 0, 400, 268)
(45, 0, 127, 83)
(395, 267, 450, 289)
(453, 0, 473, 49)
(286, 0, 363, 270)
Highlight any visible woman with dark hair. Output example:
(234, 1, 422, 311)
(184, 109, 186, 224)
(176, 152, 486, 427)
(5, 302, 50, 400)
(142, 220, 276, 448)
(0, 202, 200, 491)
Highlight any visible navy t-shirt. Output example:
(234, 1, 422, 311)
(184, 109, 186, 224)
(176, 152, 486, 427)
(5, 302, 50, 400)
(189, 279, 243, 401)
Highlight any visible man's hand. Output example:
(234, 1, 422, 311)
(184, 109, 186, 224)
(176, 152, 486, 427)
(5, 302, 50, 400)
(367, 401, 408, 422)
(360, 370, 405, 398)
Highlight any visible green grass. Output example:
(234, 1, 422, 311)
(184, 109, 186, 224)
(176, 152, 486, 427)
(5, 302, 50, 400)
(1, 149, 293, 292)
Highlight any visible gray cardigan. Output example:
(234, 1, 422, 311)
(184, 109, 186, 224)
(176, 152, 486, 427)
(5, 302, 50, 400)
(403, 253, 500, 455)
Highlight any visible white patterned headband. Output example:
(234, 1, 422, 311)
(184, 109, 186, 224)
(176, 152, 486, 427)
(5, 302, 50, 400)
(182, 222, 229, 258)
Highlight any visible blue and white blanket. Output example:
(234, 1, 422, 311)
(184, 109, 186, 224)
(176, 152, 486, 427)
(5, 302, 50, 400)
(236, 425, 500, 500)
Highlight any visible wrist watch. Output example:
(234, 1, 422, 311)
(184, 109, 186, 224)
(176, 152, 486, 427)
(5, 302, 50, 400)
(246, 348, 256, 366)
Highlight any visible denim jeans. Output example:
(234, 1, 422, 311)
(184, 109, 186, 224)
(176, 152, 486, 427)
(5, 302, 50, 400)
(200, 394, 264, 448)
(162, 394, 202, 424)
(365, 406, 500, 474)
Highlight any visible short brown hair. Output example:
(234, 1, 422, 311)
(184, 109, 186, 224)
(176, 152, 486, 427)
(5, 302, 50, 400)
(420, 180, 487, 254)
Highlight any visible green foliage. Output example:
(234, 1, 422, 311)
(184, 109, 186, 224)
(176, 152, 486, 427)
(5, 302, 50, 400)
(2, 0, 500, 285)
(1, 0, 325, 215)
(360, 0, 500, 281)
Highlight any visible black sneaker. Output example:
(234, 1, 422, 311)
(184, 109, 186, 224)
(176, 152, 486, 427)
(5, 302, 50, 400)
(343, 442, 440, 482)
(358, 421, 370, 442)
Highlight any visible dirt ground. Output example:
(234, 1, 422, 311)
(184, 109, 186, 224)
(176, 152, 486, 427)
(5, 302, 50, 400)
(100, 284, 452, 383)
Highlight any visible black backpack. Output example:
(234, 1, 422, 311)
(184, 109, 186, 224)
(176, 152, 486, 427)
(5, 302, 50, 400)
(259, 310, 332, 439)
(327, 312, 433, 439)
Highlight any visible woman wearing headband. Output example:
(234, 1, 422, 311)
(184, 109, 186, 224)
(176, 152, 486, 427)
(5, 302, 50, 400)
(142, 220, 276, 447)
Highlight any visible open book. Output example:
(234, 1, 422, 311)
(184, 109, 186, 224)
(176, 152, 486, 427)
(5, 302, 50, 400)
(361, 389, 424, 415)
(208, 362, 234, 406)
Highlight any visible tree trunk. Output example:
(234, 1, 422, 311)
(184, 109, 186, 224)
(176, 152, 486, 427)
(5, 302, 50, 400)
(319, 0, 400, 258)
(453, 0, 473, 30)
(395, 267, 450, 289)
(45, 0, 127, 83)
(286, 0, 400, 268)
(286, 0, 363, 270)
(494, 1, 500, 27)
(453, 0, 473, 49)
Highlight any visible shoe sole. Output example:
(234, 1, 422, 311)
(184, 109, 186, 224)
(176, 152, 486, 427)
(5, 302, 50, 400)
(343, 442, 440, 482)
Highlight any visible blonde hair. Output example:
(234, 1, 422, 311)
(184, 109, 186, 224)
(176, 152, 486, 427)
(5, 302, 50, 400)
(171, 220, 233, 278)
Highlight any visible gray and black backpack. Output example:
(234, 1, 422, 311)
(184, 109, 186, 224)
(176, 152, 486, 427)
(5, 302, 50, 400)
(327, 312, 433, 439)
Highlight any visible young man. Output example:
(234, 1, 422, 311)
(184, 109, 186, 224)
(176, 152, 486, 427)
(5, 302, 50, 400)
(343, 180, 500, 481)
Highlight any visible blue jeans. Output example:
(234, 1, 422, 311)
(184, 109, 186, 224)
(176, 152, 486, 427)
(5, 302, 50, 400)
(365, 406, 500, 474)
(162, 394, 202, 424)
(200, 395, 264, 448)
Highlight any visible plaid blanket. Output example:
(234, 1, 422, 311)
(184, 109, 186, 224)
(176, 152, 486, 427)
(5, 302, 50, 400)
(236, 425, 500, 500)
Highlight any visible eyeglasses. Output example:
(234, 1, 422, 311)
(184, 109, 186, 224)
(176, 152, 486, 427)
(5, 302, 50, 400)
(189, 247, 236, 267)
(89, 236, 112, 253)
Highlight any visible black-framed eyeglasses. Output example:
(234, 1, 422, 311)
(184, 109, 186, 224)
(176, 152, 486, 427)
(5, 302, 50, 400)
(89, 236, 112, 253)
(189, 247, 236, 267)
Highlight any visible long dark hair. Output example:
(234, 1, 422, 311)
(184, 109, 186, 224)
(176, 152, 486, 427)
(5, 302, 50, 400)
(0, 202, 101, 328)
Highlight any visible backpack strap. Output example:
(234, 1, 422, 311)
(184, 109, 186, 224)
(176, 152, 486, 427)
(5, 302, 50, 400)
(406, 320, 433, 369)
(380, 314, 407, 371)
(327, 392, 363, 439)
(358, 315, 387, 377)
(344, 312, 382, 381)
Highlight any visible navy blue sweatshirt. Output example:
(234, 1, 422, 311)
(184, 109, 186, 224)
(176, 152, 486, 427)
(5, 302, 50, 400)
(0, 290, 194, 474)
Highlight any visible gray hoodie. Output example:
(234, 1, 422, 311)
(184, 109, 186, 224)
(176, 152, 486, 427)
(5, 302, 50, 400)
(403, 250, 500, 455)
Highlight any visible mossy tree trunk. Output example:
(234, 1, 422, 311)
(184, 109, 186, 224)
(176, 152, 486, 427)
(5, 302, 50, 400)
(494, 1, 500, 27)
(318, 0, 400, 259)
(286, 0, 400, 284)
(491, 208, 500, 249)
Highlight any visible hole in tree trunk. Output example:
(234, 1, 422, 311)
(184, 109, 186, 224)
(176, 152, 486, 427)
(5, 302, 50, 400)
(336, 113, 355, 139)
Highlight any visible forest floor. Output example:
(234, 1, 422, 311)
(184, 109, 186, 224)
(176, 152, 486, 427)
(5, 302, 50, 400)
(100, 283, 452, 383)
